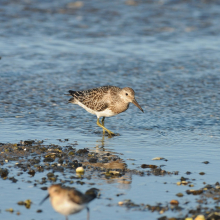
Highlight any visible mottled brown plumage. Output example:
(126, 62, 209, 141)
(67, 85, 144, 136)
(69, 86, 119, 113)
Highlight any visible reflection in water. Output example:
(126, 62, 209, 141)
(105, 173, 132, 190)
(91, 136, 132, 190)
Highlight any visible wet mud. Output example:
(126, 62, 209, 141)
(0, 140, 219, 219)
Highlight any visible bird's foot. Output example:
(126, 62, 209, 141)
(107, 131, 114, 138)
(106, 131, 120, 138)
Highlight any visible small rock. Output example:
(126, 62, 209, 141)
(170, 200, 179, 205)
(207, 212, 220, 219)
(152, 157, 165, 160)
(158, 216, 167, 220)
(0, 168, 9, 178)
(181, 181, 188, 185)
(180, 176, 188, 181)
(176, 193, 184, 197)
(47, 172, 54, 178)
(194, 215, 205, 220)
(40, 187, 48, 190)
(89, 158, 97, 163)
(186, 189, 203, 195)
(28, 169, 35, 176)
(24, 199, 32, 209)
(141, 164, 157, 169)
(204, 184, 212, 189)
(76, 167, 84, 173)
(17, 201, 25, 205)
(76, 148, 89, 155)
(68, 151, 75, 156)
(24, 140, 35, 146)
(109, 170, 120, 175)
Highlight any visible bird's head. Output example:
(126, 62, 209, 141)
(120, 87, 144, 113)
(39, 185, 62, 205)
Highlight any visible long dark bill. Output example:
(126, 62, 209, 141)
(132, 99, 144, 113)
(39, 194, 50, 205)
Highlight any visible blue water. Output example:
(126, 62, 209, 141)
(1, 0, 220, 219)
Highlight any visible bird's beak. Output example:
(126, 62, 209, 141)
(132, 99, 144, 113)
(39, 194, 50, 205)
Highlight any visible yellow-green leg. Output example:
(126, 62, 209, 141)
(97, 118, 114, 136)
(101, 117, 105, 135)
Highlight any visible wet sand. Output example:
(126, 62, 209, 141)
(0, 139, 220, 220)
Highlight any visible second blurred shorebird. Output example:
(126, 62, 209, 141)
(40, 185, 99, 220)
(67, 86, 144, 136)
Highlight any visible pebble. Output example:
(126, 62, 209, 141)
(181, 181, 188, 185)
(76, 167, 84, 173)
(141, 164, 158, 169)
(152, 157, 164, 160)
(176, 193, 184, 197)
(5, 208, 14, 213)
(109, 170, 120, 175)
(194, 215, 205, 220)
(170, 200, 179, 205)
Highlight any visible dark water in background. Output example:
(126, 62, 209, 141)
(1, 0, 220, 219)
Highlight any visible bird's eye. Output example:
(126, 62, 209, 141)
(126, 93, 128, 96)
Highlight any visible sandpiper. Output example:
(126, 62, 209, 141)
(40, 185, 99, 220)
(67, 86, 144, 136)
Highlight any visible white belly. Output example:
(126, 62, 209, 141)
(96, 108, 117, 118)
(53, 200, 86, 216)
(76, 101, 97, 115)
(76, 101, 117, 118)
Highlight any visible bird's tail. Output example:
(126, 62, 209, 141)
(85, 188, 100, 203)
(64, 90, 76, 95)
(68, 90, 76, 96)
(66, 90, 76, 103)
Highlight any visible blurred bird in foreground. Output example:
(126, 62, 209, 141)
(40, 185, 99, 220)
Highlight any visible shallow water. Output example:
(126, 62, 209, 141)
(1, 0, 220, 219)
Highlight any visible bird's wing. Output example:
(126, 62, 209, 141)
(68, 189, 87, 205)
(70, 86, 111, 111)
(84, 188, 99, 203)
